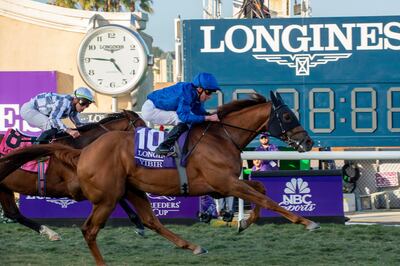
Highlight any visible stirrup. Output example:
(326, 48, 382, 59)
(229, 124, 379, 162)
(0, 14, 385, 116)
(155, 146, 176, 157)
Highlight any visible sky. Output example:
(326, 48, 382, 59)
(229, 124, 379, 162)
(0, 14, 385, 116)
(145, 0, 400, 51)
(34, 0, 400, 51)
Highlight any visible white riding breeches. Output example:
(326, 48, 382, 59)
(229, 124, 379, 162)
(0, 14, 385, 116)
(141, 99, 182, 126)
(20, 101, 52, 130)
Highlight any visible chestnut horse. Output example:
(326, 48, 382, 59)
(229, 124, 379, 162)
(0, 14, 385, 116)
(0, 110, 145, 240)
(0, 93, 318, 265)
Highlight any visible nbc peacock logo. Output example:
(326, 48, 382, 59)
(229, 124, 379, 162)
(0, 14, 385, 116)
(279, 178, 316, 212)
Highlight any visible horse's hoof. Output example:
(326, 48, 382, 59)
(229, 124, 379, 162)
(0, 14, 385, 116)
(237, 219, 248, 234)
(49, 234, 61, 241)
(306, 222, 320, 231)
(135, 229, 145, 237)
(193, 246, 208, 255)
(40, 225, 61, 241)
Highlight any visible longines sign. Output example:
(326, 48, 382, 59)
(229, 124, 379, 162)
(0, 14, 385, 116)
(183, 16, 400, 82)
(200, 21, 400, 76)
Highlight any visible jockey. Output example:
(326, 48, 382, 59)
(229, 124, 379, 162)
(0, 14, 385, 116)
(141, 72, 221, 155)
(20, 87, 95, 144)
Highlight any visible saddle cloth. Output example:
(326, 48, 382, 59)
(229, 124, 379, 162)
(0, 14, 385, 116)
(0, 128, 49, 173)
(134, 127, 188, 169)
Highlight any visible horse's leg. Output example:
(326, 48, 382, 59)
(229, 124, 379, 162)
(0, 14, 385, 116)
(118, 198, 145, 236)
(0, 189, 61, 240)
(238, 180, 265, 233)
(124, 190, 207, 255)
(81, 203, 116, 266)
(226, 179, 319, 230)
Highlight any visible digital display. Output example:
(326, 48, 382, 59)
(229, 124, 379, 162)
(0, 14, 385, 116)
(203, 86, 400, 147)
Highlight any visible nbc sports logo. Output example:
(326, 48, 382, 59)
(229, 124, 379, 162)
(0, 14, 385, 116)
(279, 178, 316, 212)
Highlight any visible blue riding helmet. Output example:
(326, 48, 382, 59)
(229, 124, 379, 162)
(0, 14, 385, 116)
(74, 87, 95, 103)
(192, 73, 220, 91)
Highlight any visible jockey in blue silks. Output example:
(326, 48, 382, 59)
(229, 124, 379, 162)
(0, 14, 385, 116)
(141, 72, 221, 155)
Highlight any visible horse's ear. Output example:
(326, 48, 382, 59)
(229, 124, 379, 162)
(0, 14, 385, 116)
(270, 91, 279, 107)
(276, 92, 285, 105)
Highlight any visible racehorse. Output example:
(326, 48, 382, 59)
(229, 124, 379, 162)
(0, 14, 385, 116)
(0, 110, 145, 240)
(0, 93, 318, 266)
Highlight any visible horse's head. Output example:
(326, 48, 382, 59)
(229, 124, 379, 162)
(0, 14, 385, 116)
(267, 92, 313, 152)
(100, 110, 146, 131)
(121, 110, 147, 129)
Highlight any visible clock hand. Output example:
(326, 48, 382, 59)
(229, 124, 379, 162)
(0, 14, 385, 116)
(88, 57, 112, 61)
(110, 58, 123, 74)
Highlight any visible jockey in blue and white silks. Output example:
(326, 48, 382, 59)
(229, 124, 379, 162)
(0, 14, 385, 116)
(20, 87, 95, 143)
(141, 72, 221, 155)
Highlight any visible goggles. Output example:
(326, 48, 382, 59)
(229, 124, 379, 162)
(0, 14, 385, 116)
(78, 98, 92, 107)
(204, 89, 214, 96)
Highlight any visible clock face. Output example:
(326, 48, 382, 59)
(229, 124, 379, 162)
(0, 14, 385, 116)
(77, 25, 149, 95)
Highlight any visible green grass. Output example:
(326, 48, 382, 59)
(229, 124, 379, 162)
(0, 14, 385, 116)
(1, 222, 400, 265)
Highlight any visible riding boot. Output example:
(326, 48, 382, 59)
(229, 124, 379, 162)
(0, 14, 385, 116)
(35, 128, 58, 144)
(155, 123, 189, 156)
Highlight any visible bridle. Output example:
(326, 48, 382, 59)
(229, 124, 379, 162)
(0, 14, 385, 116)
(266, 104, 308, 150)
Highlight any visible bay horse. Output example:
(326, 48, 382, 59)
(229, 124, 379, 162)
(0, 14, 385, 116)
(0, 93, 318, 265)
(0, 110, 145, 240)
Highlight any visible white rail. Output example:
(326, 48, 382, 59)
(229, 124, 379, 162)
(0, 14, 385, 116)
(241, 151, 400, 161)
(237, 150, 400, 222)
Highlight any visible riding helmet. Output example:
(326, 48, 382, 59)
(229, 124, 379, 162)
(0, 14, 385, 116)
(192, 73, 220, 91)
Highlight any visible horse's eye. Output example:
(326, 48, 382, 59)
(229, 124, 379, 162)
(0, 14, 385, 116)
(283, 113, 292, 122)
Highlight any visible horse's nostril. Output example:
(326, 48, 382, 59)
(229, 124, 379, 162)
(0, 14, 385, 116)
(307, 139, 314, 147)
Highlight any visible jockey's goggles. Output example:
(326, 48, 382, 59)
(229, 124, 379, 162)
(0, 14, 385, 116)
(78, 98, 92, 107)
(204, 89, 214, 96)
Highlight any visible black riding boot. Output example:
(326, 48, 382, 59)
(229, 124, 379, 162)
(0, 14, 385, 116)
(35, 128, 58, 144)
(155, 123, 189, 156)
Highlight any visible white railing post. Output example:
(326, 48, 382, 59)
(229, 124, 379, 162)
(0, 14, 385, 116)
(238, 169, 244, 222)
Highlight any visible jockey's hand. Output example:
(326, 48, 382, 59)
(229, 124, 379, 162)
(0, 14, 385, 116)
(205, 114, 220, 122)
(66, 129, 80, 138)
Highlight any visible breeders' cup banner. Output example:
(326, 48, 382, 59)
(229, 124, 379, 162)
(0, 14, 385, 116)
(20, 194, 199, 219)
(251, 171, 343, 217)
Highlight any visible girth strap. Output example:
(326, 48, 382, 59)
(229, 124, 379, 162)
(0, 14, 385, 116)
(173, 142, 189, 195)
(37, 160, 46, 196)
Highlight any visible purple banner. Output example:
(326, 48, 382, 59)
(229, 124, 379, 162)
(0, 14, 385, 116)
(252, 174, 344, 217)
(0, 71, 57, 134)
(20, 194, 200, 219)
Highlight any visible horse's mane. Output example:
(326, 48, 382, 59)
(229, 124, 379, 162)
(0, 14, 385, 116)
(217, 94, 266, 118)
(55, 111, 133, 137)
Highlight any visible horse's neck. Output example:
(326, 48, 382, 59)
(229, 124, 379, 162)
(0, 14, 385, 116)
(222, 102, 271, 147)
(56, 119, 129, 148)
(56, 124, 113, 148)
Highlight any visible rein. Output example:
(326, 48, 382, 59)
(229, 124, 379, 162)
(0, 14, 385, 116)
(218, 121, 266, 152)
(217, 121, 258, 133)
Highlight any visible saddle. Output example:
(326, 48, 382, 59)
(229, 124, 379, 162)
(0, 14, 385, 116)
(134, 127, 189, 169)
(134, 127, 190, 194)
(0, 128, 49, 173)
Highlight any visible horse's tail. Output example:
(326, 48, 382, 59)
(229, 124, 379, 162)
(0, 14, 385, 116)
(0, 144, 80, 182)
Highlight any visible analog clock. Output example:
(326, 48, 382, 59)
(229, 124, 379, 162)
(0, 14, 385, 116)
(77, 25, 150, 95)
